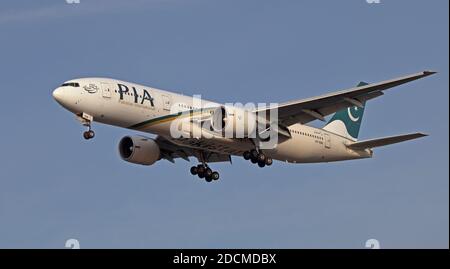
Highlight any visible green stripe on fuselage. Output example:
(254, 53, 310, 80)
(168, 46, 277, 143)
(128, 107, 214, 130)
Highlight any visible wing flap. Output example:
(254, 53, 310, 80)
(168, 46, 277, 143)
(155, 136, 232, 163)
(346, 133, 428, 150)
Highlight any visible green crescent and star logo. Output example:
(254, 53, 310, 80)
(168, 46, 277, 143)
(347, 106, 361, 122)
(327, 104, 366, 140)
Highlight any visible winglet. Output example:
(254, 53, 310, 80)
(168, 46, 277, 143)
(421, 70, 438, 79)
(423, 70, 438, 76)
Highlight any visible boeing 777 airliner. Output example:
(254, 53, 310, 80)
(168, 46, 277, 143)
(53, 71, 435, 182)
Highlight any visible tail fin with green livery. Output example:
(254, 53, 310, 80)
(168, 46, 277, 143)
(322, 82, 368, 141)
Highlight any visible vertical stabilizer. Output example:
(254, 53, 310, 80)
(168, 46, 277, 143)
(322, 82, 368, 141)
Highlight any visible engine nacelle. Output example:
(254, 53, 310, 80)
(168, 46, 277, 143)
(118, 136, 160, 165)
(211, 106, 257, 138)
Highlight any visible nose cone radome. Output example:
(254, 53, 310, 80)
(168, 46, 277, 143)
(52, 87, 64, 103)
(52, 86, 74, 111)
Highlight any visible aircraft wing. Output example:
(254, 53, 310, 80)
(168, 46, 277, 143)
(346, 133, 428, 150)
(257, 71, 436, 127)
(155, 136, 232, 163)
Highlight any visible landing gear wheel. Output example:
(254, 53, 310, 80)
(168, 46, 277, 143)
(197, 165, 205, 174)
(265, 157, 273, 166)
(204, 168, 213, 178)
(83, 130, 95, 140)
(197, 165, 206, 178)
(250, 149, 259, 160)
(243, 151, 251, 160)
(258, 161, 266, 168)
(190, 166, 198, 175)
(257, 153, 266, 163)
(192, 155, 220, 182)
(250, 157, 258, 164)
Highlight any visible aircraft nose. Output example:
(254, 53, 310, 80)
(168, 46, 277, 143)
(52, 87, 63, 102)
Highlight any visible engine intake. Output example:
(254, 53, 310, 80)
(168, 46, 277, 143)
(118, 136, 160, 165)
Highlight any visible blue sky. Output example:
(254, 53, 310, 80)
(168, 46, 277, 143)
(0, 0, 448, 248)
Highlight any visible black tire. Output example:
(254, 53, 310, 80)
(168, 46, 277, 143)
(83, 131, 90, 140)
(190, 166, 198, 175)
(88, 130, 95, 138)
(258, 161, 266, 168)
(212, 172, 219, 180)
(198, 172, 205, 179)
(250, 157, 258, 164)
(197, 166, 205, 174)
(265, 157, 273, 166)
(204, 168, 213, 178)
(243, 151, 251, 160)
(250, 149, 259, 159)
(205, 175, 213, 182)
(257, 153, 266, 163)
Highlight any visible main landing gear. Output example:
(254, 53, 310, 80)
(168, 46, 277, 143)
(190, 164, 220, 182)
(243, 149, 273, 168)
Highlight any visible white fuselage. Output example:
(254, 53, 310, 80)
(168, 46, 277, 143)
(53, 78, 372, 163)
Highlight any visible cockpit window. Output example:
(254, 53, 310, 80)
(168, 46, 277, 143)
(61, 82, 80, 87)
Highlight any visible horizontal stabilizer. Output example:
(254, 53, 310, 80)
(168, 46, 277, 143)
(347, 133, 428, 150)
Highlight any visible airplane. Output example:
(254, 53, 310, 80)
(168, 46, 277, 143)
(52, 71, 436, 182)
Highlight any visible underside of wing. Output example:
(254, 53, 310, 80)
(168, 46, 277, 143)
(155, 136, 232, 163)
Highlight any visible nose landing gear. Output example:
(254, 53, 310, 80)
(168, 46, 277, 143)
(243, 149, 273, 168)
(77, 113, 95, 140)
(190, 164, 220, 182)
(83, 129, 95, 140)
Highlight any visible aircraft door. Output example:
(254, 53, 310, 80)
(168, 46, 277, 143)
(324, 133, 331, 149)
(101, 82, 112, 98)
(162, 94, 172, 111)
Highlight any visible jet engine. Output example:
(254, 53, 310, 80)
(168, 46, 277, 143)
(210, 106, 257, 138)
(118, 136, 160, 165)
